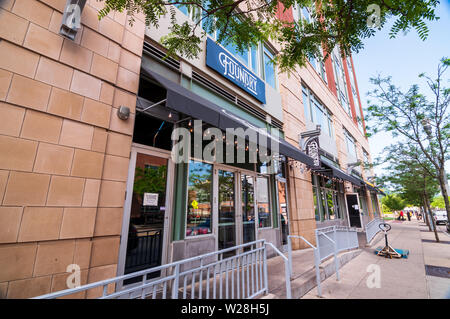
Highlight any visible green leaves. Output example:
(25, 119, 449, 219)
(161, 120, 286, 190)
(98, 0, 440, 73)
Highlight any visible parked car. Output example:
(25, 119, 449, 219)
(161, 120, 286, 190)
(446, 220, 450, 233)
(433, 211, 448, 225)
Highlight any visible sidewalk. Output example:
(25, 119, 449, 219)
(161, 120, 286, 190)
(302, 218, 450, 299)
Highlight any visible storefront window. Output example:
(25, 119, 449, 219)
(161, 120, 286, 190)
(257, 176, 272, 228)
(186, 160, 213, 237)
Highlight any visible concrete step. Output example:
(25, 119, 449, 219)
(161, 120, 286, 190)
(261, 249, 362, 299)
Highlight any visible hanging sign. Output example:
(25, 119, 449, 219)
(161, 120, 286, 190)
(206, 38, 266, 104)
(305, 137, 320, 168)
(143, 193, 159, 206)
(60, 0, 87, 40)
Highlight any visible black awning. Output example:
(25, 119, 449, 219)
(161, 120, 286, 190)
(314, 162, 363, 186)
(375, 187, 386, 196)
(141, 67, 315, 166)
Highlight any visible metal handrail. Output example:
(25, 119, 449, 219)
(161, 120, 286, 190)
(287, 235, 322, 297)
(33, 239, 267, 299)
(265, 242, 291, 299)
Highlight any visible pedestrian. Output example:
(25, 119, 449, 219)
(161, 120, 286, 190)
(400, 210, 405, 221)
(407, 211, 411, 221)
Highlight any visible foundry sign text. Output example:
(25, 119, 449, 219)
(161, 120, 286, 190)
(206, 38, 266, 104)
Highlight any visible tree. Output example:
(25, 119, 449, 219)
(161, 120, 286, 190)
(376, 142, 440, 240)
(97, 0, 440, 72)
(366, 58, 450, 223)
(431, 195, 450, 209)
(381, 194, 406, 212)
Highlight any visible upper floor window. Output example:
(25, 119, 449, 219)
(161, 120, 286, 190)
(344, 129, 357, 159)
(332, 47, 351, 117)
(175, 2, 276, 89)
(363, 149, 370, 176)
(302, 86, 334, 138)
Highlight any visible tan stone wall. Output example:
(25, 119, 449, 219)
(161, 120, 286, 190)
(279, 54, 377, 247)
(0, 0, 144, 298)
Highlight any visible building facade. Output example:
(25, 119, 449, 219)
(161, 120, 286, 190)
(0, 0, 381, 298)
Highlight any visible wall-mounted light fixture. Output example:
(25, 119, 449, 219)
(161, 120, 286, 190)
(60, 0, 87, 40)
(117, 106, 130, 120)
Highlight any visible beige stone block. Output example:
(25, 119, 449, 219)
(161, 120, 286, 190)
(91, 127, 108, 153)
(119, 48, 141, 74)
(0, 207, 23, 243)
(3, 171, 50, 206)
(47, 176, 85, 206)
(99, 82, 114, 105)
(71, 149, 104, 179)
(59, 119, 94, 150)
(124, 16, 145, 39)
(39, 0, 66, 12)
(48, 9, 62, 34)
(94, 208, 123, 237)
(18, 207, 63, 242)
(0, 102, 25, 137)
(107, 41, 121, 63)
(116, 66, 139, 93)
(34, 142, 74, 175)
(80, 3, 99, 31)
(74, 238, 92, 270)
(90, 53, 118, 83)
(81, 28, 109, 57)
(60, 38, 93, 73)
(98, 16, 124, 43)
(82, 179, 101, 207)
(70, 70, 101, 101)
(0, 242, 37, 282)
(0, 69, 13, 101)
(47, 87, 84, 120)
(51, 269, 88, 299)
(21, 109, 62, 143)
(90, 237, 120, 267)
(0, 135, 37, 171)
(35, 57, 74, 91)
(98, 180, 126, 208)
(86, 264, 117, 298)
(24, 23, 64, 60)
(121, 29, 143, 56)
(7, 276, 52, 299)
(12, 0, 53, 28)
(105, 132, 132, 158)
(34, 240, 76, 276)
(0, 0, 15, 10)
(102, 155, 129, 181)
(81, 98, 111, 128)
(0, 7, 29, 45)
(7, 75, 51, 112)
(59, 208, 96, 239)
(0, 38, 40, 78)
(0, 170, 9, 203)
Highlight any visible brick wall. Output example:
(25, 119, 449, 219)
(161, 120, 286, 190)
(0, 0, 144, 298)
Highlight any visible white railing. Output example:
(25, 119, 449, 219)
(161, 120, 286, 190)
(33, 240, 292, 300)
(365, 218, 382, 244)
(287, 225, 358, 297)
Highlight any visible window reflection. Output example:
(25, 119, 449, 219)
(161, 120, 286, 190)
(257, 176, 271, 228)
(186, 160, 213, 237)
(241, 174, 255, 244)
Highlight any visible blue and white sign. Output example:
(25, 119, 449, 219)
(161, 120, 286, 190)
(206, 38, 266, 104)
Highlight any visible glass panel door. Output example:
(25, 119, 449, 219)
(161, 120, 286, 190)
(277, 180, 289, 246)
(241, 174, 256, 245)
(218, 169, 236, 253)
(124, 153, 168, 283)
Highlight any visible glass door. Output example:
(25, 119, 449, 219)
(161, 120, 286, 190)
(277, 179, 289, 247)
(120, 149, 172, 285)
(217, 169, 236, 254)
(241, 174, 256, 245)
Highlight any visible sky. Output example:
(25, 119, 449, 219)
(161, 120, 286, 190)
(352, 1, 450, 182)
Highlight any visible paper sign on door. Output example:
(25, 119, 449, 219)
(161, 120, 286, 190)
(143, 193, 158, 206)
